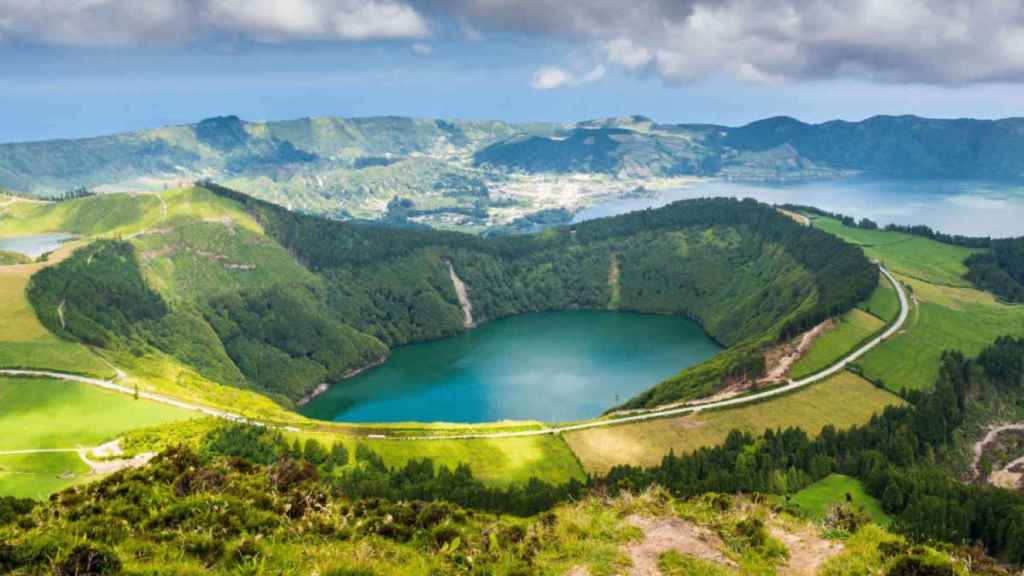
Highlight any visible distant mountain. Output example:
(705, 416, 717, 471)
(3, 113, 1024, 220)
(476, 114, 1024, 180)
(720, 115, 1024, 179)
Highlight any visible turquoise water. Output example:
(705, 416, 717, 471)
(301, 310, 721, 423)
(0, 233, 75, 258)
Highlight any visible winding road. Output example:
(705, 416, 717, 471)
(0, 264, 908, 442)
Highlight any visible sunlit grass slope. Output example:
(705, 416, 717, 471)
(0, 376, 194, 498)
(564, 371, 902, 474)
(813, 217, 1024, 392)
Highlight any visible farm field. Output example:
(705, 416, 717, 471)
(287, 430, 587, 487)
(787, 473, 890, 525)
(0, 376, 195, 498)
(791, 308, 884, 379)
(563, 371, 902, 474)
(0, 243, 116, 378)
(857, 274, 901, 322)
(813, 217, 1024, 392)
(813, 218, 978, 287)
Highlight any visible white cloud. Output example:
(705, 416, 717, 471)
(206, 0, 429, 41)
(426, 0, 1024, 85)
(605, 38, 652, 71)
(0, 0, 429, 46)
(529, 64, 607, 90)
(530, 67, 573, 90)
(411, 42, 433, 55)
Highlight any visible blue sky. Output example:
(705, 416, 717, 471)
(2, 1, 1024, 142)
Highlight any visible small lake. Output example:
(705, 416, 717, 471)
(0, 233, 75, 258)
(575, 178, 1024, 238)
(301, 310, 721, 423)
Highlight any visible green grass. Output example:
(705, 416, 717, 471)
(857, 278, 1024, 391)
(0, 451, 91, 499)
(858, 274, 900, 322)
(0, 187, 263, 239)
(0, 376, 197, 498)
(788, 474, 889, 525)
(289, 430, 586, 487)
(0, 245, 117, 378)
(791, 309, 884, 378)
(0, 377, 195, 452)
(0, 342, 115, 378)
(814, 218, 1024, 392)
(814, 217, 978, 287)
(565, 371, 903, 474)
(659, 551, 736, 575)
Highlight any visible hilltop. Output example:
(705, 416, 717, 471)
(4, 114, 1024, 230)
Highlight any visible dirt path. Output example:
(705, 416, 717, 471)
(447, 261, 475, 328)
(625, 515, 736, 575)
(2, 263, 907, 442)
(769, 524, 843, 576)
(972, 423, 1024, 478)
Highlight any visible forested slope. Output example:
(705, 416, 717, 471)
(26, 185, 875, 411)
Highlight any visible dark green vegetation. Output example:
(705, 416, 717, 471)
(25, 185, 873, 409)
(0, 419, 993, 575)
(603, 336, 1024, 564)
(965, 238, 1024, 302)
(0, 251, 30, 265)
(211, 184, 875, 408)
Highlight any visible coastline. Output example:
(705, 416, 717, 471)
(295, 354, 389, 407)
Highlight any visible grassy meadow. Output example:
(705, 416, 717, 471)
(0, 376, 194, 498)
(564, 371, 902, 474)
(787, 473, 889, 525)
(791, 308, 885, 378)
(813, 217, 1024, 392)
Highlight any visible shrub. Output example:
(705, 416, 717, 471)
(886, 553, 956, 576)
(54, 543, 122, 576)
(324, 568, 376, 576)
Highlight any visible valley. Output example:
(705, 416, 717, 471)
(2, 171, 1023, 574)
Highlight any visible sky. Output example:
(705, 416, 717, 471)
(3, 0, 1024, 142)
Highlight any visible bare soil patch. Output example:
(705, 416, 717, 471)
(625, 515, 736, 576)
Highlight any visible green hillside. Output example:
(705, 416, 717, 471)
(6, 114, 1024, 230)
(12, 186, 874, 411)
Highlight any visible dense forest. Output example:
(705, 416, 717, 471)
(27, 184, 875, 409)
(207, 183, 875, 408)
(965, 238, 1024, 303)
(604, 335, 1024, 563)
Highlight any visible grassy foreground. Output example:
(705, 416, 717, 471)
(564, 371, 902, 474)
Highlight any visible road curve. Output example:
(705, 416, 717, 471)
(1, 265, 907, 442)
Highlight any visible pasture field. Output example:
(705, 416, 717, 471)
(813, 217, 1024, 392)
(0, 376, 195, 498)
(0, 377, 194, 452)
(857, 278, 1024, 392)
(813, 218, 978, 287)
(0, 242, 116, 378)
(0, 452, 90, 499)
(120, 417, 585, 487)
(0, 187, 262, 239)
(288, 430, 587, 487)
(564, 371, 902, 474)
(791, 308, 884, 379)
(857, 274, 900, 322)
(787, 473, 889, 525)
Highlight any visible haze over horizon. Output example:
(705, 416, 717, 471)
(4, 0, 1024, 142)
